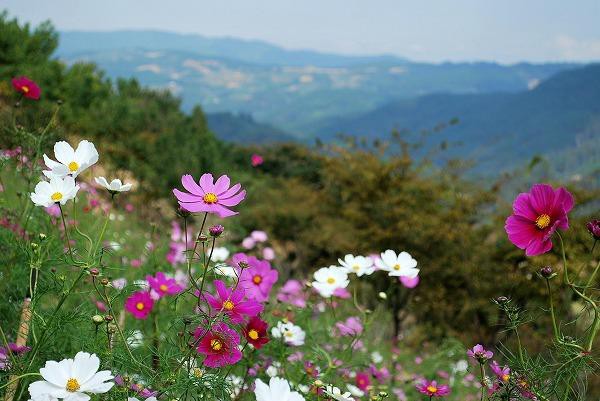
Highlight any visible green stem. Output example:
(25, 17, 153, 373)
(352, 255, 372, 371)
(92, 200, 112, 258)
(545, 279, 560, 341)
(58, 204, 74, 261)
(479, 363, 486, 401)
(0, 373, 41, 390)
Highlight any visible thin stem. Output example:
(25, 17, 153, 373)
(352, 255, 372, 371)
(58, 204, 74, 261)
(92, 200, 112, 258)
(0, 373, 42, 391)
(545, 279, 560, 341)
(479, 363, 486, 401)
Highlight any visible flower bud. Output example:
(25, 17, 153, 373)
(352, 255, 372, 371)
(313, 380, 323, 387)
(238, 261, 249, 269)
(107, 323, 117, 334)
(92, 315, 104, 325)
(38, 233, 47, 241)
(104, 315, 114, 322)
(90, 268, 100, 277)
(496, 296, 509, 304)
(540, 266, 556, 279)
(378, 292, 387, 300)
(198, 234, 208, 242)
(31, 243, 38, 249)
(209, 224, 224, 237)
(100, 278, 109, 286)
(586, 219, 600, 241)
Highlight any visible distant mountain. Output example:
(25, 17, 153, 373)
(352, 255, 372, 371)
(315, 64, 600, 174)
(58, 30, 406, 67)
(206, 112, 296, 144)
(56, 31, 577, 134)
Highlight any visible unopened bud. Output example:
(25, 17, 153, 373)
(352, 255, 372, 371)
(100, 278, 109, 286)
(90, 268, 100, 277)
(540, 266, 556, 279)
(378, 292, 387, 300)
(209, 225, 224, 237)
(38, 233, 47, 241)
(314, 380, 323, 387)
(104, 315, 114, 322)
(198, 234, 208, 242)
(92, 315, 104, 325)
(31, 243, 39, 249)
(496, 296, 509, 304)
(107, 323, 117, 333)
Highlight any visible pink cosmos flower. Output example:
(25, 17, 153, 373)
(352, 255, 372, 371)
(204, 280, 263, 323)
(335, 316, 363, 336)
(12, 76, 41, 100)
(242, 237, 256, 249)
(416, 380, 451, 397)
(131, 259, 142, 268)
(146, 271, 183, 297)
(369, 364, 391, 381)
(250, 230, 268, 242)
(237, 254, 278, 302)
(262, 247, 275, 260)
(173, 173, 246, 218)
(490, 361, 510, 383)
(333, 287, 351, 299)
(277, 279, 307, 308)
(125, 291, 154, 319)
(400, 275, 420, 288)
(251, 154, 264, 167)
(505, 184, 574, 256)
(44, 204, 61, 217)
(0, 343, 30, 370)
(355, 371, 371, 391)
(194, 322, 242, 368)
(467, 344, 494, 363)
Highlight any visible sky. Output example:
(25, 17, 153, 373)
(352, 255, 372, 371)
(3, 0, 600, 63)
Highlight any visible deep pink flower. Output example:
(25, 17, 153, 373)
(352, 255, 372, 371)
(400, 275, 420, 288)
(505, 184, 574, 256)
(12, 76, 41, 100)
(147, 271, 183, 297)
(369, 364, 391, 381)
(355, 371, 371, 391)
(251, 154, 264, 167)
(467, 344, 494, 363)
(335, 316, 363, 336)
(0, 343, 30, 370)
(277, 279, 307, 307)
(490, 361, 510, 383)
(587, 219, 600, 240)
(243, 316, 270, 349)
(204, 280, 263, 323)
(194, 322, 242, 368)
(416, 380, 451, 397)
(237, 254, 278, 302)
(173, 173, 246, 218)
(125, 291, 154, 319)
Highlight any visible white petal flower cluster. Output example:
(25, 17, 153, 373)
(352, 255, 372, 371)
(31, 140, 132, 208)
(28, 352, 113, 401)
(376, 250, 419, 278)
(338, 254, 375, 277)
(271, 321, 306, 346)
(312, 265, 350, 298)
(323, 385, 355, 401)
(254, 377, 305, 401)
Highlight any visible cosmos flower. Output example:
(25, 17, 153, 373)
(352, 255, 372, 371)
(243, 316, 270, 349)
(587, 219, 600, 240)
(204, 280, 263, 323)
(335, 317, 363, 336)
(146, 272, 183, 298)
(194, 322, 242, 368)
(254, 377, 304, 401)
(355, 372, 370, 391)
(251, 154, 264, 167)
(338, 254, 375, 277)
(0, 343, 30, 370)
(43, 140, 99, 179)
(415, 380, 450, 397)
(323, 385, 354, 401)
(237, 255, 278, 302)
(94, 177, 132, 193)
(173, 173, 246, 218)
(12, 76, 41, 100)
(31, 176, 79, 208)
(312, 266, 349, 298)
(399, 275, 420, 288)
(277, 279, 307, 308)
(467, 344, 494, 363)
(125, 291, 154, 319)
(251, 230, 268, 242)
(211, 247, 231, 262)
(505, 184, 574, 256)
(490, 361, 510, 383)
(271, 321, 305, 346)
(28, 352, 113, 401)
(375, 250, 419, 278)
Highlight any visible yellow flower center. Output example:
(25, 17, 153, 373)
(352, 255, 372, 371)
(51, 192, 63, 202)
(502, 374, 510, 382)
(136, 302, 145, 311)
(327, 277, 335, 284)
(393, 264, 401, 270)
(535, 214, 551, 229)
(65, 378, 80, 392)
(210, 338, 223, 351)
(68, 161, 79, 172)
(352, 265, 360, 271)
(248, 329, 259, 340)
(252, 275, 262, 284)
(203, 193, 218, 204)
(223, 300, 235, 310)
(284, 330, 294, 337)
(159, 284, 168, 292)
(22, 86, 30, 93)
(426, 385, 438, 394)
(192, 367, 203, 378)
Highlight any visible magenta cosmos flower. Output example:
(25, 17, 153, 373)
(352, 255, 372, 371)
(147, 271, 183, 298)
(204, 280, 263, 323)
(335, 316, 363, 336)
(467, 344, 493, 363)
(125, 291, 154, 319)
(490, 361, 510, 383)
(505, 184, 574, 256)
(194, 322, 242, 368)
(416, 380, 450, 397)
(173, 173, 246, 218)
(12, 76, 41, 100)
(236, 254, 278, 302)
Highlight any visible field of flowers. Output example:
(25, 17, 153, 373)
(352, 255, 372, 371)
(0, 75, 599, 401)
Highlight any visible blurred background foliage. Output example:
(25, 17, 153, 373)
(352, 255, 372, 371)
(1, 12, 600, 381)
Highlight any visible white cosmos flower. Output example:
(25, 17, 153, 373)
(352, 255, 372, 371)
(371, 351, 383, 364)
(324, 385, 354, 401)
(346, 384, 364, 397)
(211, 247, 230, 262)
(375, 250, 419, 278)
(271, 321, 306, 346)
(43, 140, 99, 179)
(254, 377, 305, 401)
(28, 351, 113, 401)
(30, 176, 79, 208)
(338, 254, 375, 277)
(94, 177, 132, 193)
(213, 263, 238, 278)
(312, 266, 349, 298)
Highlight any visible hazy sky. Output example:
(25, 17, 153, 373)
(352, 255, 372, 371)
(3, 0, 600, 63)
